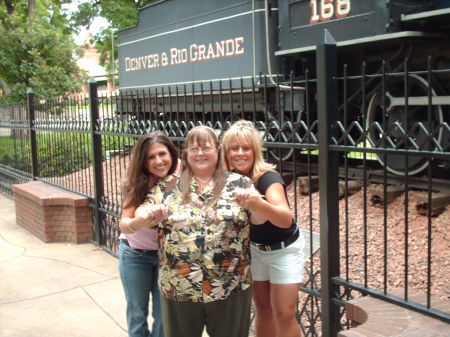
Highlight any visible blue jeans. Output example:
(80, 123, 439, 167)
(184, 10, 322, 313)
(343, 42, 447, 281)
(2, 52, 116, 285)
(119, 240, 163, 337)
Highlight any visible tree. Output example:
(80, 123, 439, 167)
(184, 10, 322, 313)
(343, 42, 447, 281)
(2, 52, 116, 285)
(0, 0, 86, 102)
(69, 0, 153, 85)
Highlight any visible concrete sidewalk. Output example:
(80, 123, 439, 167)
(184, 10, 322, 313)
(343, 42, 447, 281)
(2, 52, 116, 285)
(0, 193, 129, 337)
(0, 192, 212, 337)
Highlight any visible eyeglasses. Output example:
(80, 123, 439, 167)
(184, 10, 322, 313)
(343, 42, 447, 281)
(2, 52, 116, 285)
(188, 146, 216, 154)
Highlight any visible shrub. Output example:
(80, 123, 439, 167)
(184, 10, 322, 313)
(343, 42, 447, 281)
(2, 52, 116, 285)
(0, 133, 124, 177)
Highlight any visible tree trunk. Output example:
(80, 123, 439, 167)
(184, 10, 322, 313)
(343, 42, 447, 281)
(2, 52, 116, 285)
(0, 79, 11, 95)
(3, 0, 14, 15)
(28, 0, 36, 16)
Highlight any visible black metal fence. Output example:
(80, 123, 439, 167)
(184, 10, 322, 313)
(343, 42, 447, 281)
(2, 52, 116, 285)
(1, 40, 449, 335)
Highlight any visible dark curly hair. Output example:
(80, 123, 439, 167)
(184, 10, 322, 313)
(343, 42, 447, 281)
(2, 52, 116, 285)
(122, 131, 178, 209)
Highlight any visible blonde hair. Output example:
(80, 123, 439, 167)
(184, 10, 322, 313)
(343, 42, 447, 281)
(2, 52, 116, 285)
(179, 125, 226, 207)
(221, 120, 275, 184)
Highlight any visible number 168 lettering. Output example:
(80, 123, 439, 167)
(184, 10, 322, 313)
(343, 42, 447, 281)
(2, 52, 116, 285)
(309, 0, 351, 24)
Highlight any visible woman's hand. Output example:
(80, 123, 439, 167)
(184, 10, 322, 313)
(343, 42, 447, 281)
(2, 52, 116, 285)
(234, 188, 263, 211)
(135, 204, 168, 228)
(234, 188, 268, 224)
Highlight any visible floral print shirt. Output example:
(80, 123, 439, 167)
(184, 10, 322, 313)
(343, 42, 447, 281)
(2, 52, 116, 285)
(144, 171, 253, 303)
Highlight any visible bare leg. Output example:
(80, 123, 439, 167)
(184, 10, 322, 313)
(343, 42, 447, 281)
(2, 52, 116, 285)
(253, 281, 276, 337)
(270, 283, 301, 337)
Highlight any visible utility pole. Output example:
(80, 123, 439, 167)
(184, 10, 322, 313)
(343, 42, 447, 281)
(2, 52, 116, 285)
(111, 29, 116, 91)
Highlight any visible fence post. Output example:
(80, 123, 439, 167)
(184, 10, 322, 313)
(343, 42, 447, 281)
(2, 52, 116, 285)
(26, 88, 39, 179)
(89, 79, 104, 246)
(317, 29, 340, 337)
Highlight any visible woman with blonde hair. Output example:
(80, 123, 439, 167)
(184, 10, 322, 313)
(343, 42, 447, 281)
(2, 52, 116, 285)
(222, 120, 305, 337)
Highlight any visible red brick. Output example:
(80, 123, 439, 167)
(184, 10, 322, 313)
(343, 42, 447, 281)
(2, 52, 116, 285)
(13, 181, 93, 244)
(343, 290, 450, 337)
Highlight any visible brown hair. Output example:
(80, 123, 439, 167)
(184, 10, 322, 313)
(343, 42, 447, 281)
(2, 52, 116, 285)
(122, 131, 178, 209)
(221, 120, 275, 184)
(179, 125, 226, 207)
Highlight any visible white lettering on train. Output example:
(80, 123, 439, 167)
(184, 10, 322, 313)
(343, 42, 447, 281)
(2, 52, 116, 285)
(190, 37, 243, 62)
(124, 36, 245, 72)
(309, 0, 351, 24)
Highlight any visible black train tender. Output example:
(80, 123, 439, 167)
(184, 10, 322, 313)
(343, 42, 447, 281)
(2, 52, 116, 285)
(117, 0, 450, 175)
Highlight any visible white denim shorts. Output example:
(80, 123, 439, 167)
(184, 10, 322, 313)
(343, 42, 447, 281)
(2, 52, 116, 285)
(250, 229, 305, 284)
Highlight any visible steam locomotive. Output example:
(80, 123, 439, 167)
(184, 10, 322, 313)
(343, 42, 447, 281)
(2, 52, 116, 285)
(117, 0, 450, 175)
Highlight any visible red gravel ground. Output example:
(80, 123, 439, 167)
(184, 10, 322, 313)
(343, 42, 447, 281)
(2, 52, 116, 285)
(287, 181, 449, 303)
(286, 180, 449, 335)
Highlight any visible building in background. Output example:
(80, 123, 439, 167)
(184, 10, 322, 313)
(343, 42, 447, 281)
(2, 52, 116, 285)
(77, 36, 115, 96)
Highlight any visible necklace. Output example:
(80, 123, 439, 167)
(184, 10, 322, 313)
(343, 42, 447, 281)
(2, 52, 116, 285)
(195, 176, 212, 190)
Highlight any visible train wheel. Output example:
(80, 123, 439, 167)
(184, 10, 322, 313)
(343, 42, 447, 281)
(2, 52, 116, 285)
(267, 117, 296, 162)
(366, 74, 444, 175)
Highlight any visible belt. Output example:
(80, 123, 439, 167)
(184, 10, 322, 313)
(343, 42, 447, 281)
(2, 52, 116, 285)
(251, 229, 299, 252)
(121, 239, 158, 254)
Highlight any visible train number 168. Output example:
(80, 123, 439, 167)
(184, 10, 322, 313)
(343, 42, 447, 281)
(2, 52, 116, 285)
(309, 0, 351, 24)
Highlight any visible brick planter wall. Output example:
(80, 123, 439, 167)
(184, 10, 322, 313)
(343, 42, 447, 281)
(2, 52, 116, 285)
(12, 181, 93, 243)
(339, 289, 450, 337)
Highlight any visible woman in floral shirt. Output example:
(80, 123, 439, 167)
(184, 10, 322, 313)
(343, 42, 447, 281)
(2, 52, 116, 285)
(141, 125, 260, 337)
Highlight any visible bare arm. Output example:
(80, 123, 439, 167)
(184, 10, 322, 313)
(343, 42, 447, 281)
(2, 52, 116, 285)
(259, 183, 292, 227)
(119, 205, 144, 234)
(119, 203, 167, 234)
(235, 183, 292, 228)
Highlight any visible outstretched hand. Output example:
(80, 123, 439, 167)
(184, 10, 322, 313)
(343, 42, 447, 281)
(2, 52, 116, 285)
(234, 188, 263, 211)
(135, 204, 168, 227)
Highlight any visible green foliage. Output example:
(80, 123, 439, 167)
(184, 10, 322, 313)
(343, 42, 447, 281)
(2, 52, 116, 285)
(72, 0, 150, 31)
(0, 0, 87, 102)
(0, 133, 124, 178)
(69, 0, 154, 84)
(36, 132, 90, 177)
(0, 134, 32, 173)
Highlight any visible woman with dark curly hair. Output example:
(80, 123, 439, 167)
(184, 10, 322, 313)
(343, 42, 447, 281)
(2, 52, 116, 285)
(119, 131, 178, 337)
